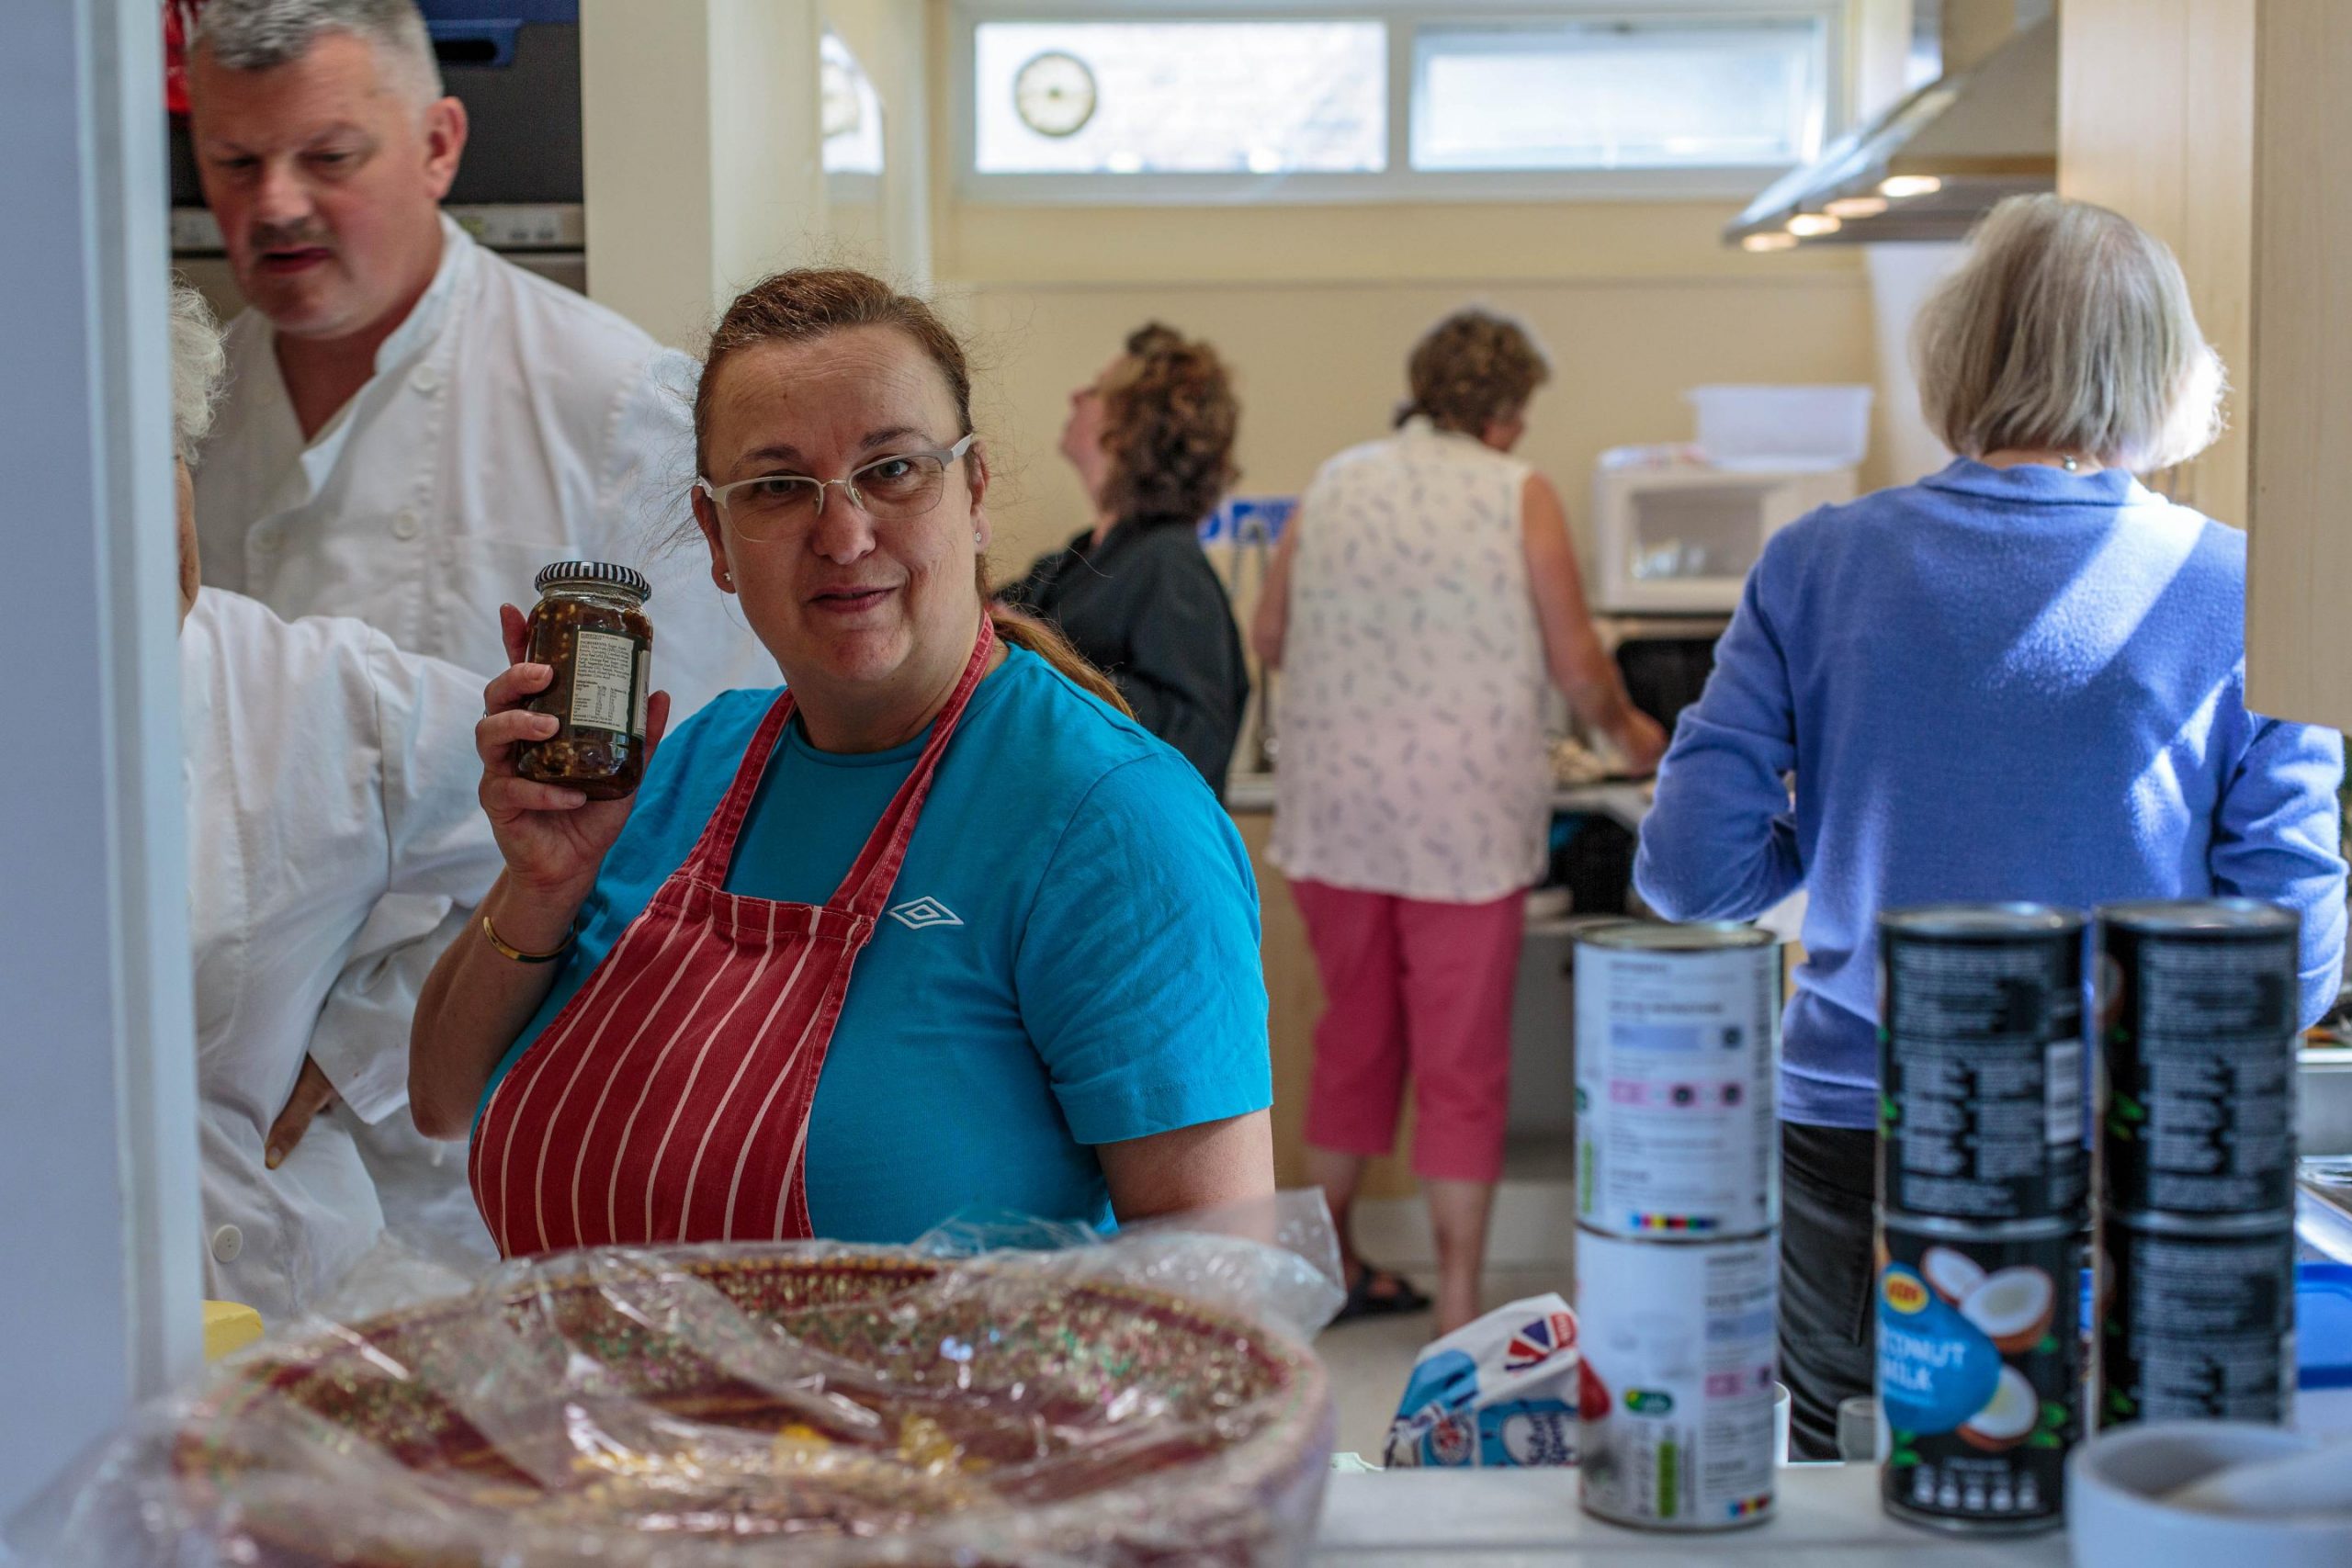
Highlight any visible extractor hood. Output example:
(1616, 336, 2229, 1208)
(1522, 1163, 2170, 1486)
(1725, 15, 2053, 250)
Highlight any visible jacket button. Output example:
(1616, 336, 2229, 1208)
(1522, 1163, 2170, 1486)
(210, 1224, 243, 1263)
(391, 511, 422, 540)
(410, 365, 441, 395)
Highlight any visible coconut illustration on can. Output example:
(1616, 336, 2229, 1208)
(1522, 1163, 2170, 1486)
(1920, 1246, 1987, 1306)
(1958, 1366, 2041, 1451)
(1958, 1266, 2055, 1355)
(1877, 1222, 2078, 1534)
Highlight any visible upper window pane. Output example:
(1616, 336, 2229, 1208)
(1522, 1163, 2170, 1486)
(821, 31, 886, 177)
(1410, 17, 1827, 172)
(973, 20, 1386, 175)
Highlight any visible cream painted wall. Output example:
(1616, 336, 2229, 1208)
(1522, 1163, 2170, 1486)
(582, 0, 828, 351)
(951, 261, 1877, 575)
(922, 6, 1881, 574)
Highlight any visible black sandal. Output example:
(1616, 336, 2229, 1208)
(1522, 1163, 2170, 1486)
(1331, 1263, 1432, 1324)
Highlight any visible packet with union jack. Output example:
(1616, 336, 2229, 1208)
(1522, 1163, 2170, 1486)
(1382, 1293, 1580, 1467)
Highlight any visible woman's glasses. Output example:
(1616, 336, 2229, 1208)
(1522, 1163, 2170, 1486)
(696, 434, 976, 541)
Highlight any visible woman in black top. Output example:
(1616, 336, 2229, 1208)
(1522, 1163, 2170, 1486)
(1000, 323, 1250, 790)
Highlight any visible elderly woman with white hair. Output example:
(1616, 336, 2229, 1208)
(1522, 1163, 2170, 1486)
(1634, 195, 2348, 1458)
(170, 278, 501, 1322)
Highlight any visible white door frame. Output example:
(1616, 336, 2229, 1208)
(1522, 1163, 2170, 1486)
(0, 0, 204, 1520)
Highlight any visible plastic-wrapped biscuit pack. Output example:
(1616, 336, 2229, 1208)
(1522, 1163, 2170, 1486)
(17, 1200, 1342, 1568)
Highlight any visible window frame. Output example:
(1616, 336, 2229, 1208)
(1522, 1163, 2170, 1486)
(951, 0, 1851, 205)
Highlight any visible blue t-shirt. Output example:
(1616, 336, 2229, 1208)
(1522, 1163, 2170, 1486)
(1634, 460, 2347, 1130)
(480, 646, 1272, 1241)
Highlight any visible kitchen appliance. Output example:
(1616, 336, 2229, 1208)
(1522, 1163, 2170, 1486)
(1726, 12, 2057, 249)
(1590, 446, 1856, 614)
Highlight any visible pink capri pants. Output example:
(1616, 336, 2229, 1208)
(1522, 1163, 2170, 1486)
(1290, 879, 1526, 1185)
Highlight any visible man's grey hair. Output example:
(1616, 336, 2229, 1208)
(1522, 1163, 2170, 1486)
(194, 0, 445, 105)
(169, 278, 227, 467)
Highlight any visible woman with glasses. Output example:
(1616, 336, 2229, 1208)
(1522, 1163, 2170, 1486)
(409, 269, 1275, 1250)
(998, 322, 1250, 791)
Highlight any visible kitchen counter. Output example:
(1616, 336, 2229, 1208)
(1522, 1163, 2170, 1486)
(1313, 1464, 2074, 1564)
(1224, 774, 1652, 834)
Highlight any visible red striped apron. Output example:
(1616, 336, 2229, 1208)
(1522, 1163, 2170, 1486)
(468, 621, 996, 1256)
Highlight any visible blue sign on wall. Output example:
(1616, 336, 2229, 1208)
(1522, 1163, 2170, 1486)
(1199, 495, 1296, 547)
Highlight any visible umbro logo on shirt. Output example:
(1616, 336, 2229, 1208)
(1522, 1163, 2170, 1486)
(888, 896, 964, 931)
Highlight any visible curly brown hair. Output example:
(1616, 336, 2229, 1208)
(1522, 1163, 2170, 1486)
(691, 268, 1130, 716)
(1096, 322, 1240, 525)
(1396, 308, 1552, 435)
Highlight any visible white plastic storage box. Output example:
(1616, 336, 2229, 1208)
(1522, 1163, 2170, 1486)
(1688, 384, 1873, 471)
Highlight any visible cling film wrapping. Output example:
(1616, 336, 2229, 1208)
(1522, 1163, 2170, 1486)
(8, 1199, 1343, 1568)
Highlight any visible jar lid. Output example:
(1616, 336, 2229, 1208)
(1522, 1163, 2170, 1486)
(535, 560, 651, 602)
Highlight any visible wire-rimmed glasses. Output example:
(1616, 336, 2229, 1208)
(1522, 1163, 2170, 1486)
(695, 434, 976, 541)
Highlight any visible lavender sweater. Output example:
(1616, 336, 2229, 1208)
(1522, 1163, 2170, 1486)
(1634, 459, 2347, 1129)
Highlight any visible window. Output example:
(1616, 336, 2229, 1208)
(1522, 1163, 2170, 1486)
(1409, 17, 1828, 172)
(821, 30, 886, 178)
(971, 19, 1386, 175)
(956, 3, 1844, 203)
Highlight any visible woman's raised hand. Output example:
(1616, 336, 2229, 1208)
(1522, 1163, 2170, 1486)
(475, 603, 671, 904)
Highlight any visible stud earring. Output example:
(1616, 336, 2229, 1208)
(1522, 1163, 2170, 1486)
(973, 530, 983, 546)
(721, 570, 734, 585)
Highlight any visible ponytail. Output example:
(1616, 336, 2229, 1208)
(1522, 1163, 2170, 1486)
(976, 562, 1134, 717)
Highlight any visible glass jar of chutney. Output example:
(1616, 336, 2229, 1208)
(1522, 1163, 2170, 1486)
(517, 561, 652, 799)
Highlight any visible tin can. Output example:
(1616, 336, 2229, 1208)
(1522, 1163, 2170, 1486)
(1876, 1213, 2081, 1535)
(1879, 906, 2086, 1222)
(2096, 1209, 2295, 1429)
(1574, 922, 1780, 1239)
(1576, 1228, 1777, 1531)
(2098, 900, 2301, 1217)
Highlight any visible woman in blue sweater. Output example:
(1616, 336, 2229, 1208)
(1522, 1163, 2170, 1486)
(1634, 196, 2347, 1458)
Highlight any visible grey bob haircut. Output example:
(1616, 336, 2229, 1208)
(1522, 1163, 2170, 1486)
(195, 0, 444, 103)
(1915, 195, 2224, 475)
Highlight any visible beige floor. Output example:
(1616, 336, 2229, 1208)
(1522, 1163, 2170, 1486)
(1310, 1139, 1580, 1460)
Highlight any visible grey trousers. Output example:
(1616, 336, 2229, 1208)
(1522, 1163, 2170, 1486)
(1780, 1122, 1878, 1460)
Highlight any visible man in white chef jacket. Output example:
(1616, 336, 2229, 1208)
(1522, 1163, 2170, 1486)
(183, 0, 769, 1250)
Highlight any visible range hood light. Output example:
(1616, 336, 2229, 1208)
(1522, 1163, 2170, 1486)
(1825, 195, 1890, 220)
(1785, 213, 1842, 238)
(1741, 231, 1799, 253)
(1879, 175, 1944, 200)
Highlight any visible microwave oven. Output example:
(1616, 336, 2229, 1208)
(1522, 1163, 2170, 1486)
(1589, 446, 1857, 614)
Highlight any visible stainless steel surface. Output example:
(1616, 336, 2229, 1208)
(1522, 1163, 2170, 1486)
(1880, 903, 2082, 936)
(1725, 17, 2056, 247)
(2301, 1047, 2352, 1156)
(1579, 919, 1775, 952)
(170, 201, 585, 254)
(1221, 775, 1651, 833)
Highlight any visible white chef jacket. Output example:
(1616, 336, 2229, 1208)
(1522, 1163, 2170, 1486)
(184, 590, 502, 1324)
(191, 216, 772, 1252)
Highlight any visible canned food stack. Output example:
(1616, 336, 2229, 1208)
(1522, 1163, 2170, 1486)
(2095, 902, 2301, 1430)
(1572, 922, 1781, 1533)
(1875, 906, 2086, 1537)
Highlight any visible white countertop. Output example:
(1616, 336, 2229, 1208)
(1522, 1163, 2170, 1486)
(1313, 1464, 2075, 1565)
(1224, 775, 1652, 834)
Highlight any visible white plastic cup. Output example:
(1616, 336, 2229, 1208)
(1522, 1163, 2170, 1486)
(1837, 1393, 1886, 1463)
